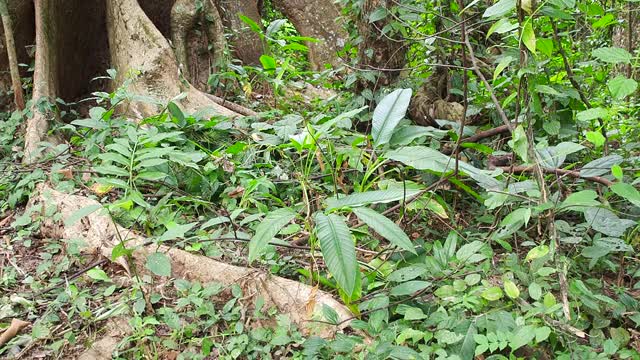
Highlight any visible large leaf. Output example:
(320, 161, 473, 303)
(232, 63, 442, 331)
(372, 88, 413, 147)
(386, 146, 502, 190)
(536, 142, 585, 168)
(584, 208, 636, 237)
(352, 207, 416, 254)
(248, 208, 296, 263)
(610, 183, 640, 208)
(314, 213, 358, 297)
(580, 155, 623, 178)
(326, 188, 424, 210)
(146, 252, 172, 277)
(608, 75, 638, 99)
(483, 0, 516, 17)
(592, 47, 633, 64)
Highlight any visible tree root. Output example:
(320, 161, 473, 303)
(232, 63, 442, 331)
(30, 184, 352, 338)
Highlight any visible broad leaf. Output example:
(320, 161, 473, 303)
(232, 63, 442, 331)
(483, 0, 516, 17)
(387, 146, 502, 190)
(576, 107, 608, 121)
(584, 208, 636, 237)
(580, 155, 623, 177)
(146, 252, 172, 277)
(326, 188, 423, 210)
(314, 213, 357, 297)
(610, 183, 640, 208)
(372, 88, 413, 147)
(352, 207, 416, 254)
(522, 22, 536, 54)
(248, 208, 296, 263)
(608, 76, 638, 99)
(592, 47, 633, 64)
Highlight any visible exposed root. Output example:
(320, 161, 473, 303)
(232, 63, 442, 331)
(31, 184, 352, 338)
(106, 0, 238, 119)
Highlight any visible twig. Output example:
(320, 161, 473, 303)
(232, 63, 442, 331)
(499, 165, 613, 186)
(463, 35, 514, 133)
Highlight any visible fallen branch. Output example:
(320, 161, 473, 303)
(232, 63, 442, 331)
(30, 185, 352, 338)
(204, 93, 259, 117)
(499, 165, 613, 186)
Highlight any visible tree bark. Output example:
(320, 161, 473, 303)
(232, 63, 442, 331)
(357, 0, 406, 88)
(272, 0, 347, 70)
(0, 0, 24, 110)
(23, 0, 58, 163)
(216, 0, 264, 65)
(106, 0, 237, 118)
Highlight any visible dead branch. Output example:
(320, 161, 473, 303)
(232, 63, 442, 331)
(499, 165, 613, 186)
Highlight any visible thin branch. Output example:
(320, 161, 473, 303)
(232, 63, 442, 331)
(500, 165, 613, 186)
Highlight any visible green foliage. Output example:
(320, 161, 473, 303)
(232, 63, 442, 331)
(4, 0, 640, 358)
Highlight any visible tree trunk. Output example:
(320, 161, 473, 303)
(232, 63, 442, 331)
(0, 0, 25, 110)
(357, 0, 406, 88)
(216, 0, 264, 65)
(272, 0, 347, 70)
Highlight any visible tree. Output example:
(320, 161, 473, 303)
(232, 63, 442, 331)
(0, 0, 350, 163)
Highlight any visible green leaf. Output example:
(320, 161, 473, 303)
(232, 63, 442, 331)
(611, 165, 624, 180)
(167, 102, 185, 124)
(487, 19, 518, 38)
(493, 56, 514, 80)
(314, 213, 357, 297)
(586, 131, 606, 148)
(508, 125, 529, 162)
(387, 266, 427, 282)
(146, 252, 172, 277)
(608, 75, 638, 99)
(584, 208, 636, 237)
(610, 183, 640, 208)
(64, 204, 103, 226)
(504, 280, 520, 299)
(238, 14, 262, 33)
(481, 287, 504, 301)
(259, 55, 276, 71)
(158, 222, 197, 242)
(368, 7, 388, 22)
(510, 325, 536, 350)
(248, 208, 296, 263)
(558, 190, 600, 211)
(266, 19, 286, 37)
(525, 245, 549, 261)
(390, 281, 431, 296)
(483, 0, 516, 17)
(581, 155, 623, 177)
(386, 146, 502, 190)
(592, 47, 633, 64)
(576, 107, 608, 121)
(521, 22, 536, 54)
(372, 88, 413, 147)
(529, 282, 542, 300)
(326, 188, 423, 210)
(456, 241, 486, 264)
(352, 207, 416, 254)
(535, 326, 551, 343)
(87, 268, 111, 282)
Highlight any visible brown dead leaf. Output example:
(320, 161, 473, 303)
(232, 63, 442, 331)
(306, 285, 319, 318)
(228, 186, 245, 198)
(58, 167, 73, 180)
